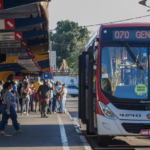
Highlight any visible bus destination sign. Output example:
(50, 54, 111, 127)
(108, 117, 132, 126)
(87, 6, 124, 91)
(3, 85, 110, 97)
(113, 30, 150, 41)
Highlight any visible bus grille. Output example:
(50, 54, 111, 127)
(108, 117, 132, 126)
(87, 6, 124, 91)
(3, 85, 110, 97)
(113, 103, 147, 111)
(122, 123, 150, 134)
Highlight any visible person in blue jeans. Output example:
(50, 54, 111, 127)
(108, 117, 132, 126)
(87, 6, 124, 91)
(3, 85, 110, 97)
(0, 82, 22, 135)
(52, 89, 57, 113)
(29, 84, 35, 112)
(59, 84, 67, 113)
(55, 81, 62, 112)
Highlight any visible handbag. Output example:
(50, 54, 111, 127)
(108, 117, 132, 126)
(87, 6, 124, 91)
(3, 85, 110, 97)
(57, 96, 60, 101)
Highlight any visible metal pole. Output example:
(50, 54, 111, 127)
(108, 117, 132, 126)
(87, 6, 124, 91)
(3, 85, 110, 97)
(49, 41, 52, 69)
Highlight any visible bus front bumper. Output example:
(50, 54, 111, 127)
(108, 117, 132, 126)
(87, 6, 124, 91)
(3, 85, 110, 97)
(97, 114, 150, 136)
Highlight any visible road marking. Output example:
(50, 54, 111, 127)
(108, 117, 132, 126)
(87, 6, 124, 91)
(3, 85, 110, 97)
(66, 110, 92, 150)
(66, 108, 92, 150)
(79, 135, 92, 150)
(76, 128, 82, 134)
(72, 117, 81, 127)
(57, 115, 70, 150)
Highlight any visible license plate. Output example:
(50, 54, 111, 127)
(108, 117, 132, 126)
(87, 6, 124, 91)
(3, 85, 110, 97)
(141, 130, 150, 135)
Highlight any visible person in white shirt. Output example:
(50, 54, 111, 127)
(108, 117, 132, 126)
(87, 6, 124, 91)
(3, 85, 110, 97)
(60, 84, 67, 113)
(47, 79, 54, 114)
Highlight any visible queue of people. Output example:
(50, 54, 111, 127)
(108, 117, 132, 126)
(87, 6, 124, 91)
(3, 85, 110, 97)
(0, 76, 68, 135)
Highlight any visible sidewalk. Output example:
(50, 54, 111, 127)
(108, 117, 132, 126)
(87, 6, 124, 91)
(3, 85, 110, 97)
(0, 109, 87, 150)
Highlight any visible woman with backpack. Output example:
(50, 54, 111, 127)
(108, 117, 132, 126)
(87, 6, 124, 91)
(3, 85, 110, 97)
(21, 81, 31, 115)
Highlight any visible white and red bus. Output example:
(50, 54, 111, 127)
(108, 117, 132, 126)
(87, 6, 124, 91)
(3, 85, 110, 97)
(79, 23, 150, 146)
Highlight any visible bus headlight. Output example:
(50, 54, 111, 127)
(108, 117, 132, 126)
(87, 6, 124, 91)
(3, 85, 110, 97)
(99, 102, 117, 120)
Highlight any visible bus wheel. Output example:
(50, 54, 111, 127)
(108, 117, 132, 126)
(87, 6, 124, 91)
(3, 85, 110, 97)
(97, 135, 110, 147)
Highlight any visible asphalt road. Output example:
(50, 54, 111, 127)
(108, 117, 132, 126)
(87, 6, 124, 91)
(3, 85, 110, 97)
(0, 108, 87, 150)
(66, 97, 150, 150)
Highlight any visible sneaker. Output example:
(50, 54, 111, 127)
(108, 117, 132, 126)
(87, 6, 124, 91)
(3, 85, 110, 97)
(16, 130, 22, 133)
(23, 112, 26, 114)
(0, 131, 6, 135)
(44, 115, 49, 118)
(27, 113, 29, 116)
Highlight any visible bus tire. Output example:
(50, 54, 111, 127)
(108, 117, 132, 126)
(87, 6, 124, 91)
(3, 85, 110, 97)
(97, 135, 110, 147)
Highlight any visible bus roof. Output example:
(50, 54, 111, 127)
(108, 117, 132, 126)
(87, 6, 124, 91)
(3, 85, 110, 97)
(85, 32, 98, 49)
(85, 23, 150, 50)
(100, 22, 150, 29)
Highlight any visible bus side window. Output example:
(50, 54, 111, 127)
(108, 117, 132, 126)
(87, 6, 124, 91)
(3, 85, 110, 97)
(85, 55, 89, 86)
(93, 65, 96, 93)
(94, 48, 97, 64)
(93, 49, 97, 93)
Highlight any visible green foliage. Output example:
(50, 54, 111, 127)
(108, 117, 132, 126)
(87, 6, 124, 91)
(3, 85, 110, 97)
(50, 20, 89, 73)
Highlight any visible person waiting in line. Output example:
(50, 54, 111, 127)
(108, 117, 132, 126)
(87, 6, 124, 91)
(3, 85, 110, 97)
(47, 79, 54, 114)
(51, 81, 57, 113)
(55, 81, 62, 112)
(13, 81, 18, 92)
(33, 77, 42, 113)
(23, 76, 28, 82)
(29, 84, 35, 112)
(21, 81, 31, 115)
(17, 80, 23, 113)
(12, 81, 20, 112)
(0, 80, 3, 94)
(0, 82, 22, 135)
(37, 79, 52, 118)
(0, 80, 4, 112)
(59, 84, 68, 114)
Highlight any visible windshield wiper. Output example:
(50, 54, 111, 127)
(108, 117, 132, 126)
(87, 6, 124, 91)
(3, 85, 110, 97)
(123, 42, 144, 70)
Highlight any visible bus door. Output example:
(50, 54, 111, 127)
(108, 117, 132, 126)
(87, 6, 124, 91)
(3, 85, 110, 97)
(78, 52, 89, 124)
(86, 49, 97, 134)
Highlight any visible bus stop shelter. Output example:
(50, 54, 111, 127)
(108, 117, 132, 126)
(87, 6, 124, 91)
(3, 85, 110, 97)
(0, 0, 51, 82)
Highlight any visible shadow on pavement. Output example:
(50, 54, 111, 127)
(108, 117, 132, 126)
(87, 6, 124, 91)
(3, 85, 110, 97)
(0, 124, 83, 147)
(86, 136, 138, 150)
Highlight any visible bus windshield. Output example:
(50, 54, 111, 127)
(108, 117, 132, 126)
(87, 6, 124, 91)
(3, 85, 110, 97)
(101, 46, 148, 99)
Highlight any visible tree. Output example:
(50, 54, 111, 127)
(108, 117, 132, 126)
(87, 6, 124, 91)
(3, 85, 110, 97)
(50, 20, 89, 72)
(66, 42, 86, 74)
